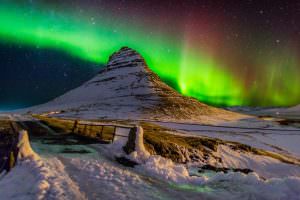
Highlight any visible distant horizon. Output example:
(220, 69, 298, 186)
(0, 102, 296, 112)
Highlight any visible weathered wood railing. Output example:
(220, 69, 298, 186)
(71, 120, 135, 143)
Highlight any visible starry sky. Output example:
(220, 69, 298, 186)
(0, 0, 300, 110)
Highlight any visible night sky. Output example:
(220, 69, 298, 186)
(0, 0, 300, 110)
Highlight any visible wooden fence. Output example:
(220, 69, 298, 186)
(71, 120, 134, 143)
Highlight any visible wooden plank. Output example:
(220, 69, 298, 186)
(78, 121, 134, 129)
(112, 126, 117, 143)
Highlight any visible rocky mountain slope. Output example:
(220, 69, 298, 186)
(27, 47, 244, 122)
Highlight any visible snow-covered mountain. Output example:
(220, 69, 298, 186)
(27, 47, 243, 122)
(252, 104, 300, 118)
(276, 104, 300, 116)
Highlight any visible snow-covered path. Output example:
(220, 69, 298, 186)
(30, 144, 181, 200)
(31, 138, 226, 200)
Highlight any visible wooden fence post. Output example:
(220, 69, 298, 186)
(98, 126, 103, 140)
(83, 125, 87, 136)
(8, 151, 15, 171)
(72, 120, 78, 134)
(112, 126, 117, 143)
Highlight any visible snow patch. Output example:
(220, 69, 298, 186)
(137, 154, 300, 199)
(142, 156, 191, 183)
(216, 145, 300, 179)
(65, 158, 163, 200)
(206, 172, 300, 200)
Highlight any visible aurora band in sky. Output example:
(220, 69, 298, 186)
(0, 3, 299, 107)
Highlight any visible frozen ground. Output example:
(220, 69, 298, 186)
(0, 114, 300, 199)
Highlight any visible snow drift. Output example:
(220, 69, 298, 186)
(125, 127, 300, 199)
(0, 130, 85, 199)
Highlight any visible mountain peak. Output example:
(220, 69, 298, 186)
(108, 47, 145, 66)
(98, 47, 149, 75)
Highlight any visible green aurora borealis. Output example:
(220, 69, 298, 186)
(0, 3, 299, 107)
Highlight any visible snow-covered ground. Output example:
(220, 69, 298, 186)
(3, 79, 300, 199)
(267, 104, 300, 115)
(153, 118, 300, 179)
(1, 124, 300, 200)
(157, 120, 300, 159)
(242, 104, 300, 120)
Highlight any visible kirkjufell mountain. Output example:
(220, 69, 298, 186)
(27, 47, 244, 122)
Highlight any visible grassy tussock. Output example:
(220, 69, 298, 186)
(33, 115, 75, 133)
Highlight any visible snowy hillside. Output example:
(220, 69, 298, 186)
(282, 104, 300, 114)
(26, 47, 244, 123)
(251, 104, 300, 119)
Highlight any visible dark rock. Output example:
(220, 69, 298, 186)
(199, 164, 253, 174)
(61, 148, 91, 154)
(115, 156, 138, 168)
